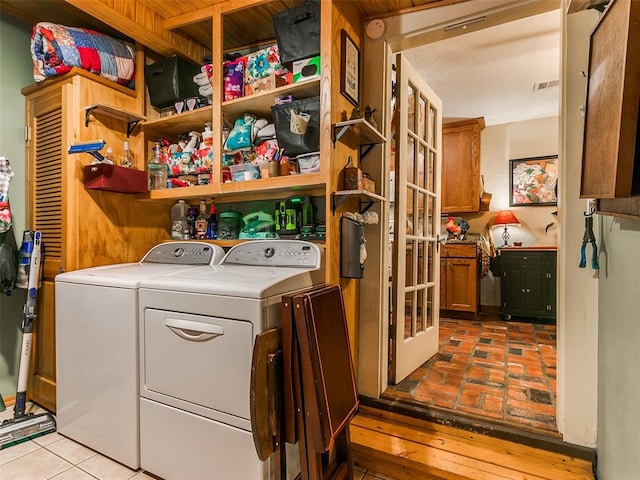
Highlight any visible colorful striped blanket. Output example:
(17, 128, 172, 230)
(31, 22, 135, 85)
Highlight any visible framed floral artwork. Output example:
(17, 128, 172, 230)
(510, 155, 558, 206)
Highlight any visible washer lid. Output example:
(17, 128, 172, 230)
(55, 263, 211, 288)
(139, 263, 324, 299)
(54, 242, 226, 288)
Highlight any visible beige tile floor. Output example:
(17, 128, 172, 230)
(1, 403, 389, 480)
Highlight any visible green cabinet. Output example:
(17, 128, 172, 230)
(496, 249, 556, 320)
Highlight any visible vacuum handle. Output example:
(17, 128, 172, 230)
(164, 318, 224, 342)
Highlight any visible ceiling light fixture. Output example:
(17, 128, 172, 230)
(444, 16, 486, 32)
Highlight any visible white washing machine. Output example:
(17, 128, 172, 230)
(137, 240, 323, 480)
(55, 242, 225, 469)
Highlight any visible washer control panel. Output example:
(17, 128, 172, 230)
(222, 240, 322, 268)
(141, 242, 225, 265)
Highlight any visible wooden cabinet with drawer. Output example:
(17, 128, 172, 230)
(440, 243, 479, 319)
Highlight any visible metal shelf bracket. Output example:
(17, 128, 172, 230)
(84, 104, 146, 138)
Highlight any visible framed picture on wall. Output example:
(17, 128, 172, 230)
(340, 29, 360, 107)
(510, 155, 558, 206)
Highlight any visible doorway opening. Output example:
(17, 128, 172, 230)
(378, 6, 561, 439)
(382, 314, 558, 436)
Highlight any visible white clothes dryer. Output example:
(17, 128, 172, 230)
(137, 240, 323, 480)
(55, 242, 225, 469)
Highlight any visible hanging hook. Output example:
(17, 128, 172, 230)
(583, 198, 597, 217)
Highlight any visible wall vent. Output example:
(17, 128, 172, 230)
(533, 80, 560, 91)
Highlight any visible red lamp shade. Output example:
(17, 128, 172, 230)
(493, 210, 520, 226)
(493, 210, 520, 247)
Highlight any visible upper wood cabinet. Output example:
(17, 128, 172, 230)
(581, 0, 639, 200)
(579, 0, 640, 218)
(441, 117, 485, 214)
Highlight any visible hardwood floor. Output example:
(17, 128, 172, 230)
(349, 406, 595, 480)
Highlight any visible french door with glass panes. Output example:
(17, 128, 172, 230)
(390, 53, 442, 384)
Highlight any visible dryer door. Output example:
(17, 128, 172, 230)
(142, 308, 254, 420)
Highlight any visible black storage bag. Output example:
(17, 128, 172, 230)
(273, 1, 320, 65)
(271, 96, 320, 157)
(0, 226, 18, 295)
(144, 56, 204, 109)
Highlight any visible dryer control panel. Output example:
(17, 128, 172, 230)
(141, 242, 225, 265)
(222, 240, 322, 268)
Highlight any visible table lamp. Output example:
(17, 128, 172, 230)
(493, 210, 520, 247)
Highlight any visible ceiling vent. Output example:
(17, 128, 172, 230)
(533, 80, 560, 91)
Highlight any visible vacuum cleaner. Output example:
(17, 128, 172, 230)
(0, 231, 56, 449)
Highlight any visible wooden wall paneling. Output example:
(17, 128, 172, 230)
(133, 44, 148, 136)
(140, 0, 220, 18)
(67, 77, 121, 270)
(64, 0, 208, 62)
(29, 280, 57, 412)
(330, 1, 367, 375)
(149, 2, 216, 49)
(211, 5, 224, 188)
(69, 75, 169, 266)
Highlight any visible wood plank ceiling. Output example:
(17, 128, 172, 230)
(0, 0, 464, 58)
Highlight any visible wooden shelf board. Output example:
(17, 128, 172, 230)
(333, 119, 386, 146)
(332, 190, 386, 214)
(85, 103, 146, 123)
(141, 173, 325, 203)
(142, 105, 214, 138)
(222, 78, 320, 121)
(334, 190, 385, 202)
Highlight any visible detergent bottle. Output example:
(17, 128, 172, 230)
(171, 200, 188, 240)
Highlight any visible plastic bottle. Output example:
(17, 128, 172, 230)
(195, 199, 208, 240)
(120, 139, 134, 169)
(171, 199, 188, 240)
(206, 199, 217, 239)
